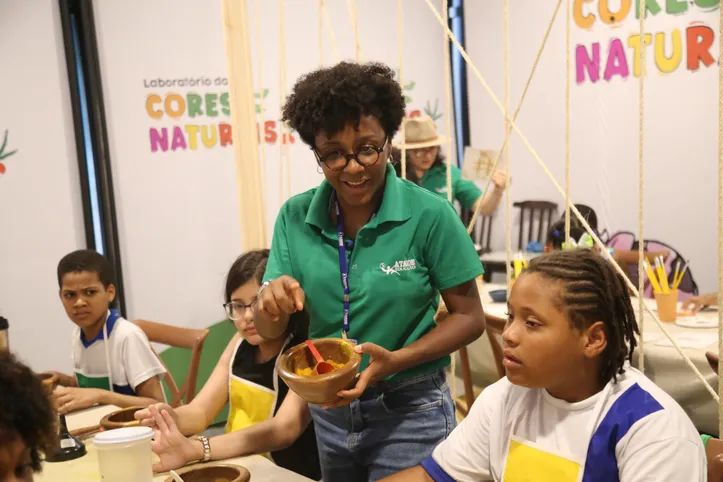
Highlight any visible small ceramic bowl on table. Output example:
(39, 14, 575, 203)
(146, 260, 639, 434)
(277, 338, 362, 405)
(488, 289, 507, 303)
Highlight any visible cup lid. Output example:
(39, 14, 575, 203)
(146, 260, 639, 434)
(94, 426, 153, 445)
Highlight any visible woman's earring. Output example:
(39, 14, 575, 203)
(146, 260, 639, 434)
(317, 164, 323, 174)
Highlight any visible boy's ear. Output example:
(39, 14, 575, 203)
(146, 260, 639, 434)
(583, 321, 607, 359)
(107, 284, 117, 303)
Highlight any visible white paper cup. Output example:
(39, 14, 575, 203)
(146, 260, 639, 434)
(94, 426, 154, 482)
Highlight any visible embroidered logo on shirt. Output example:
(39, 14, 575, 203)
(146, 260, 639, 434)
(380, 259, 417, 275)
(435, 187, 448, 194)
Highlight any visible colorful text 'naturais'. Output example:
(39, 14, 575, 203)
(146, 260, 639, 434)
(575, 0, 719, 85)
(144, 76, 296, 153)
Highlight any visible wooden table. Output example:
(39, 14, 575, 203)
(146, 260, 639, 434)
(446, 281, 721, 436)
(37, 405, 313, 481)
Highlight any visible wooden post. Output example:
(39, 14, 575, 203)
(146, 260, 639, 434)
(221, 0, 267, 250)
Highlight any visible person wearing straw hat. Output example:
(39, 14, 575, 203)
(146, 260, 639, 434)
(255, 61, 486, 482)
(394, 116, 507, 215)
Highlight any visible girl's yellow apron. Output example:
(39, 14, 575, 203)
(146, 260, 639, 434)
(225, 335, 293, 434)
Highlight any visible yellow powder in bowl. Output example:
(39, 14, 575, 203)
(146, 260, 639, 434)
(295, 359, 346, 376)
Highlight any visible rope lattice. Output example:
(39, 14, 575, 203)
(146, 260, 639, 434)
(718, 0, 723, 437)
(278, 0, 291, 204)
(466, 0, 564, 235)
(254, 0, 268, 218)
(637, 0, 647, 371)
(423, 0, 719, 403)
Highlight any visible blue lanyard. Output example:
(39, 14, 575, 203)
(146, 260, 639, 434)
(333, 193, 353, 338)
(332, 192, 380, 340)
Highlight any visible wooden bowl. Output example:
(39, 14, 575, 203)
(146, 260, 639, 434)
(163, 464, 250, 482)
(100, 406, 143, 431)
(277, 338, 362, 405)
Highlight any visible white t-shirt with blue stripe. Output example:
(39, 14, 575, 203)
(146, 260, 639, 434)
(71, 312, 166, 395)
(424, 366, 705, 481)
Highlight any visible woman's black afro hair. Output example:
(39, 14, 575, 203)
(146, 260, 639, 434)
(281, 61, 406, 147)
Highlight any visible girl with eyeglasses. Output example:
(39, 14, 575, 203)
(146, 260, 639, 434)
(134, 249, 321, 480)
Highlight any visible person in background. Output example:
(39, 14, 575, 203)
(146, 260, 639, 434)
(682, 293, 717, 312)
(0, 352, 56, 482)
(41, 250, 166, 414)
(382, 249, 706, 482)
(135, 250, 320, 480)
(255, 61, 486, 481)
(392, 116, 507, 215)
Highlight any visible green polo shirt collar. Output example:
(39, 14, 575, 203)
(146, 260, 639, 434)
(304, 163, 411, 237)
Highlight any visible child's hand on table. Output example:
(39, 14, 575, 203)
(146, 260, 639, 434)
(53, 386, 102, 414)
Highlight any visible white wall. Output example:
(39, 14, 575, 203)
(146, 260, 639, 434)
(93, 0, 450, 329)
(465, 1, 719, 292)
(0, 1, 86, 371)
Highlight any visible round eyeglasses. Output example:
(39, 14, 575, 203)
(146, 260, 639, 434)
(223, 300, 258, 321)
(313, 138, 389, 171)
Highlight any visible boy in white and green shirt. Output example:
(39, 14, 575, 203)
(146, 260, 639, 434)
(42, 250, 166, 414)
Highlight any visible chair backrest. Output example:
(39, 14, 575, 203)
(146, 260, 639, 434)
(513, 200, 557, 249)
(605, 231, 699, 301)
(133, 319, 210, 408)
(461, 208, 493, 254)
(484, 314, 507, 380)
(706, 351, 718, 373)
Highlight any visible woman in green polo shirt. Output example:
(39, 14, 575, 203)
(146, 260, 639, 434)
(393, 116, 507, 215)
(255, 61, 486, 482)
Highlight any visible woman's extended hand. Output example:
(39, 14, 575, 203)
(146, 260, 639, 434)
(323, 343, 400, 409)
(257, 275, 306, 322)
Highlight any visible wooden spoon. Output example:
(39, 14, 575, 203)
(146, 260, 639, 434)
(304, 340, 335, 374)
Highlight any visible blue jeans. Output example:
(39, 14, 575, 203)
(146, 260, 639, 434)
(309, 369, 455, 482)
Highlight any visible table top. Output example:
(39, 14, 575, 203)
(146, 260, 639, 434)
(37, 405, 313, 482)
(465, 281, 719, 351)
(479, 250, 542, 264)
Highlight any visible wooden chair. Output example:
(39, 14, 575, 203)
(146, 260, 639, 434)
(461, 208, 501, 282)
(513, 200, 557, 250)
(706, 351, 718, 373)
(133, 319, 210, 408)
(438, 305, 507, 418)
(461, 208, 493, 255)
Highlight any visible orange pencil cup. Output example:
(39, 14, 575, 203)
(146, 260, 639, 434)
(654, 290, 678, 322)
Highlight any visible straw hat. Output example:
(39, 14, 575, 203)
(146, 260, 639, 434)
(395, 116, 447, 149)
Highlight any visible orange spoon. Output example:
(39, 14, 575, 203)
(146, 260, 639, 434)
(305, 340, 335, 374)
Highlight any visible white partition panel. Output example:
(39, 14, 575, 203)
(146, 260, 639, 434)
(0, 0, 86, 371)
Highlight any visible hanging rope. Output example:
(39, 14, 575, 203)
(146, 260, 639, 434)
(423, 0, 719, 403)
(398, 0, 407, 180)
(466, 0, 563, 234)
(346, 0, 364, 62)
(318, 0, 324, 67)
(441, 0, 457, 410)
(718, 0, 723, 437)
(278, 0, 291, 204)
(254, 0, 268, 221)
(321, 2, 341, 64)
(564, 0, 571, 246)
(443, 0, 454, 205)
(637, 0, 647, 372)
(504, 0, 512, 287)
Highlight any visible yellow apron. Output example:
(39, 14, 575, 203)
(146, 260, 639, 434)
(502, 384, 613, 482)
(225, 336, 292, 434)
